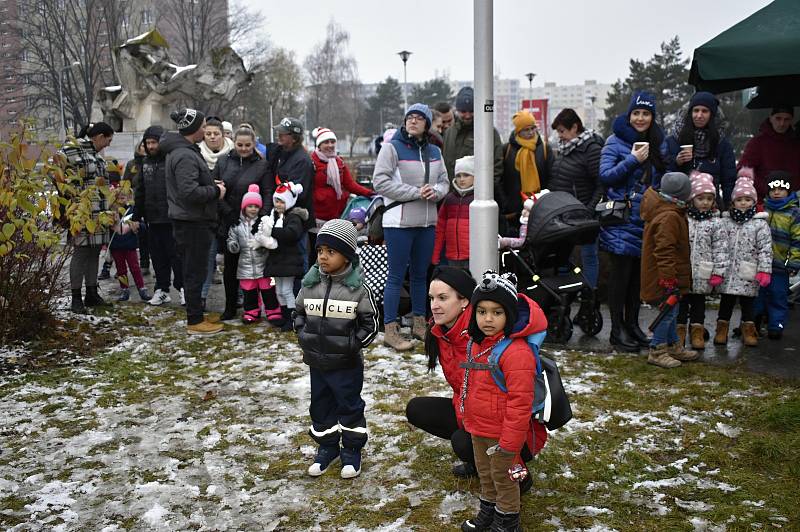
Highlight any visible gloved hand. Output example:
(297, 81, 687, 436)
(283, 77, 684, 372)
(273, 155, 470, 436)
(755, 272, 771, 287)
(708, 275, 724, 288)
(658, 278, 678, 294)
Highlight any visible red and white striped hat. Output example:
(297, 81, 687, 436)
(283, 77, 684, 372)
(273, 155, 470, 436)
(312, 127, 337, 148)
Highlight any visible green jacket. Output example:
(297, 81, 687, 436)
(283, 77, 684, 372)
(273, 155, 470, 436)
(442, 117, 506, 206)
(765, 192, 800, 273)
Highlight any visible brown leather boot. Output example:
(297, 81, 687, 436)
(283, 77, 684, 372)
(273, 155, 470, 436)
(648, 344, 681, 368)
(412, 315, 427, 341)
(741, 321, 758, 347)
(677, 324, 687, 347)
(713, 320, 729, 345)
(384, 322, 413, 351)
(690, 323, 705, 350)
(668, 342, 700, 361)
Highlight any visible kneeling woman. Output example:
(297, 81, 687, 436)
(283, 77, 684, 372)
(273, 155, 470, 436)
(406, 266, 477, 476)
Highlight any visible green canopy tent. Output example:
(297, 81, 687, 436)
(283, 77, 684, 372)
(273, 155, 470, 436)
(689, 0, 800, 107)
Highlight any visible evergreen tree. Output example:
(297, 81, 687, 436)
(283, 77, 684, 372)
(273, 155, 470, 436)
(362, 77, 404, 135)
(410, 78, 453, 107)
(600, 37, 691, 136)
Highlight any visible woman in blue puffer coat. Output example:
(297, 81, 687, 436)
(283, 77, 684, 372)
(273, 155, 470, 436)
(599, 90, 668, 352)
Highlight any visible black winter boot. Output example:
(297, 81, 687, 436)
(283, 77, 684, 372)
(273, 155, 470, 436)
(71, 289, 86, 314)
(279, 306, 294, 332)
(624, 297, 650, 347)
(461, 499, 496, 531)
(84, 285, 111, 307)
(609, 304, 638, 353)
(452, 461, 478, 478)
(490, 509, 520, 532)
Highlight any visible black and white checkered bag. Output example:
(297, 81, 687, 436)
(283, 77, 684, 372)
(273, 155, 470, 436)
(358, 243, 388, 304)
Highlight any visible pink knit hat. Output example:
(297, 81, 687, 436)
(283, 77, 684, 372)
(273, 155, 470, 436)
(690, 172, 716, 200)
(241, 184, 262, 210)
(732, 176, 757, 201)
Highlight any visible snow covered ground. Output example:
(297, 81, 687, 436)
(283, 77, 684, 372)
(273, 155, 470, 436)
(0, 303, 795, 531)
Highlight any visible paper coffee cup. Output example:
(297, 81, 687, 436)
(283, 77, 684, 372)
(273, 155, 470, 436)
(680, 144, 693, 153)
(633, 142, 648, 150)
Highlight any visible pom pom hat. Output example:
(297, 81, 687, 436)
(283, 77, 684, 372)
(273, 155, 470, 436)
(170, 108, 204, 135)
(273, 182, 303, 211)
(690, 172, 716, 200)
(312, 127, 337, 148)
(241, 184, 262, 210)
(468, 270, 519, 341)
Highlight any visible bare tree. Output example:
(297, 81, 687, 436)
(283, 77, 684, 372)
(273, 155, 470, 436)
(303, 20, 362, 138)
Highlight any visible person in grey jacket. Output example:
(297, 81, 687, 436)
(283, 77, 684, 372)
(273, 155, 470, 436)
(227, 184, 277, 325)
(163, 108, 226, 335)
(294, 219, 379, 479)
(372, 103, 449, 351)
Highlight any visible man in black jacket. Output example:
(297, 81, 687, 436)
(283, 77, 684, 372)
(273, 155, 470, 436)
(134, 125, 184, 307)
(162, 108, 226, 335)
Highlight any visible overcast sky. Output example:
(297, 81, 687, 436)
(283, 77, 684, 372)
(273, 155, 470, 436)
(253, 0, 772, 87)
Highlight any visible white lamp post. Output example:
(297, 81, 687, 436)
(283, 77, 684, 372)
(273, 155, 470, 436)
(58, 61, 81, 138)
(398, 50, 412, 111)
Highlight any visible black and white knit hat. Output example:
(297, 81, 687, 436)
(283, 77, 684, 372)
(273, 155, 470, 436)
(468, 270, 519, 341)
(767, 170, 792, 191)
(316, 218, 358, 264)
(273, 182, 303, 211)
(170, 108, 205, 135)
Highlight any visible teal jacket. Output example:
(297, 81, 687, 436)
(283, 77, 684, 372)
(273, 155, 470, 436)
(765, 192, 800, 273)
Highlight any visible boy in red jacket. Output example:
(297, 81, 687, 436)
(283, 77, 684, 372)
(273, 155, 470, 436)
(432, 155, 474, 268)
(460, 270, 548, 532)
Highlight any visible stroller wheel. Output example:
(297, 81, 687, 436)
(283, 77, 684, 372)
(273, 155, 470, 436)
(577, 309, 603, 337)
(547, 312, 573, 344)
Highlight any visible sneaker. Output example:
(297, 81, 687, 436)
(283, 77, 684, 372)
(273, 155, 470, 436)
(117, 288, 130, 302)
(647, 344, 681, 369)
(308, 445, 340, 477)
(180, 288, 186, 306)
(148, 289, 171, 306)
(187, 319, 224, 336)
(138, 288, 151, 301)
(98, 266, 111, 281)
(340, 447, 361, 479)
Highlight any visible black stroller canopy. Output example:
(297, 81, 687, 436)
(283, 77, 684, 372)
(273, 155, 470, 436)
(525, 191, 600, 246)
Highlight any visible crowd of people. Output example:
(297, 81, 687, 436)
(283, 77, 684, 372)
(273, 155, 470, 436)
(54, 87, 799, 531)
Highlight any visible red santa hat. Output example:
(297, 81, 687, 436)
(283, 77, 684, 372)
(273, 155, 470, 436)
(273, 182, 303, 210)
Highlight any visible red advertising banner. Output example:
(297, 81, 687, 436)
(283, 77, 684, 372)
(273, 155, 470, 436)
(521, 99, 548, 129)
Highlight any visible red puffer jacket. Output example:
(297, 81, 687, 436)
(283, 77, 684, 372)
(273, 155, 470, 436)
(462, 294, 548, 454)
(311, 150, 374, 221)
(432, 190, 473, 263)
(429, 305, 472, 428)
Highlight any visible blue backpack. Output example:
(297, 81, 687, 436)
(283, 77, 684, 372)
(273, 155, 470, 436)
(467, 332, 572, 431)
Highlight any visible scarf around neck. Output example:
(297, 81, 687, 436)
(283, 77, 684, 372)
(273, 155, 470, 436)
(198, 137, 233, 170)
(730, 204, 757, 224)
(514, 133, 541, 196)
(688, 206, 715, 221)
(557, 129, 595, 156)
(315, 148, 343, 200)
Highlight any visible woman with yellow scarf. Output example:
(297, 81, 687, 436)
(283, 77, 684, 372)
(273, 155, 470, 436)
(500, 111, 552, 235)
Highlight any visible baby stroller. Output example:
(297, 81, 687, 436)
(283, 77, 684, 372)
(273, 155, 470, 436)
(500, 191, 603, 343)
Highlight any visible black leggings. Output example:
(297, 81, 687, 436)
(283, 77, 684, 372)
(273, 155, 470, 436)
(606, 253, 641, 322)
(405, 396, 533, 465)
(718, 294, 755, 322)
(677, 293, 706, 324)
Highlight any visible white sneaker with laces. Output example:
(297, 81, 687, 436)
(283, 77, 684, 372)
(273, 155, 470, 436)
(180, 288, 186, 306)
(148, 289, 171, 306)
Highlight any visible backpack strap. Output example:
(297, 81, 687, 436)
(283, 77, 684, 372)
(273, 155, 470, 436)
(487, 337, 515, 392)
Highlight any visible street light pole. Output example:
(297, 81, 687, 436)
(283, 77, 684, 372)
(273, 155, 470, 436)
(58, 61, 81, 139)
(470, 0, 497, 277)
(398, 50, 412, 111)
(525, 72, 536, 106)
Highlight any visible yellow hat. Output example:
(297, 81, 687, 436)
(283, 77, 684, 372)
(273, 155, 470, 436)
(512, 111, 537, 134)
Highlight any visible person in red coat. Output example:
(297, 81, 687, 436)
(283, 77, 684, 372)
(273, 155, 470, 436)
(461, 271, 548, 532)
(739, 107, 800, 201)
(432, 155, 474, 268)
(405, 267, 477, 477)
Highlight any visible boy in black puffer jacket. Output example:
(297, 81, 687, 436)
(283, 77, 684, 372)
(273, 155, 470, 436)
(294, 219, 379, 480)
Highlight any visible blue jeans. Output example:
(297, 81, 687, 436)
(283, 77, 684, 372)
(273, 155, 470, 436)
(580, 241, 599, 289)
(650, 303, 678, 347)
(753, 270, 789, 332)
(383, 226, 435, 323)
(201, 238, 218, 299)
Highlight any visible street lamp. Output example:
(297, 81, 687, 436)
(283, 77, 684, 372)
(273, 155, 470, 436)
(589, 95, 597, 130)
(525, 72, 536, 105)
(58, 61, 81, 139)
(398, 50, 412, 111)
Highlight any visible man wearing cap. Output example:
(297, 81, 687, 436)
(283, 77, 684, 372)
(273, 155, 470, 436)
(266, 116, 315, 270)
(442, 86, 505, 207)
(161, 108, 226, 335)
(739, 107, 800, 200)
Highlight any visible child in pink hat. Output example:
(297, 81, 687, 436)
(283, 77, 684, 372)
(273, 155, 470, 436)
(712, 175, 772, 347)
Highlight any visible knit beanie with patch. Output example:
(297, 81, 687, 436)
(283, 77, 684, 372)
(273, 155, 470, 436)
(690, 172, 716, 200)
(468, 270, 519, 341)
(316, 218, 358, 264)
(312, 127, 337, 147)
(273, 182, 303, 211)
(170, 108, 205, 135)
(241, 184, 262, 210)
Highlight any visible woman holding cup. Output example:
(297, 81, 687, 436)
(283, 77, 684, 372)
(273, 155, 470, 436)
(599, 91, 668, 352)
(667, 92, 736, 208)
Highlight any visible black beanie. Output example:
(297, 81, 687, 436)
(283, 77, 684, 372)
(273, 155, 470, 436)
(170, 108, 205, 135)
(771, 106, 794, 117)
(316, 218, 358, 265)
(142, 125, 164, 142)
(431, 266, 476, 300)
(468, 270, 519, 342)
